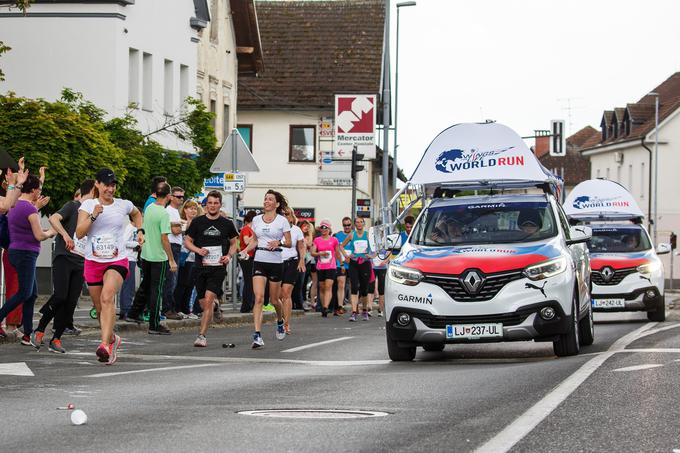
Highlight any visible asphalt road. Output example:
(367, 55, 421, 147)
(2, 311, 680, 452)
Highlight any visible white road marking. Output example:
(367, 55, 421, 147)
(474, 322, 657, 453)
(282, 336, 354, 353)
(0, 362, 34, 376)
(613, 364, 664, 372)
(86, 363, 221, 378)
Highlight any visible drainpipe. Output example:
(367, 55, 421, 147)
(641, 138, 653, 232)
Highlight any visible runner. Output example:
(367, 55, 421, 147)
(279, 207, 306, 334)
(237, 210, 257, 313)
(299, 220, 317, 311)
(184, 190, 238, 347)
(310, 219, 346, 317)
(76, 168, 143, 365)
(341, 217, 375, 321)
(31, 179, 95, 353)
(239, 190, 292, 348)
(332, 216, 352, 316)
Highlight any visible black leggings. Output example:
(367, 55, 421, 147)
(37, 256, 84, 340)
(348, 260, 371, 297)
(369, 268, 387, 296)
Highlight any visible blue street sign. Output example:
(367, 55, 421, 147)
(204, 174, 224, 188)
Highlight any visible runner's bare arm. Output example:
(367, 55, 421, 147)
(297, 239, 306, 272)
(49, 212, 74, 251)
(130, 206, 144, 245)
(220, 237, 238, 264)
(276, 230, 292, 249)
(75, 208, 96, 239)
(184, 235, 207, 256)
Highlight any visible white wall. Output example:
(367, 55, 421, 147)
(0, 0, 198, 152)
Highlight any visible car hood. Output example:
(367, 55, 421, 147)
(590, 250, 654, 271)
(393, 240, 562, 275)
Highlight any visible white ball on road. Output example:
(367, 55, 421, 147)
(70, 409, 88, 425)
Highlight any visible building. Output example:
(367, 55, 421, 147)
(579, 72, 680, 284)
(236, 0, 388, 228)
(536, 126, 596, 196)
(196, 0, 263, 145)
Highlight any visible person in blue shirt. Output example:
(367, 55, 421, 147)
(331, 216, 352, 315)
(143, 176, 168, 212)
(340, 217, 375, 321)
(399, 215, 415, 249)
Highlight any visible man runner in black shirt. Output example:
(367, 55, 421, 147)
(184, 191, 238, 347)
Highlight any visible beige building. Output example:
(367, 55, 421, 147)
(196, 0, 262, 145)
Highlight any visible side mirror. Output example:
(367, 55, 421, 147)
(567, 226, 592, 245)
(656, 243, 671, 255)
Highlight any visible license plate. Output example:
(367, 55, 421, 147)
(592, 298, 625, 308)
(446, 323, 503, 339)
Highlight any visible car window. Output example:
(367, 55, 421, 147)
(588, 227, 652, 253)
(412, 201, 557, 246)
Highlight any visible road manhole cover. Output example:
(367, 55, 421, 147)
(237, 409, 390, 419)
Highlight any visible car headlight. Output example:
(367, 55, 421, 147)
(388, 264, 423, 286)
(524, 256, 568, 281)
(637, 261, 661, 275)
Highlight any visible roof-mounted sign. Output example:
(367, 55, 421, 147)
(563, 179, 645, 220)
(409, 122, 558, 188)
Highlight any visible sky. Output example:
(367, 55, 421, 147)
(389, 0, 680, 178)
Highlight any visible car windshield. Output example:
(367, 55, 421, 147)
(412, 200, 558, 246)
(588, 227, 651, 253)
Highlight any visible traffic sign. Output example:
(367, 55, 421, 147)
(224, 181, 245, 192)
(224, 173, 245, 181)
(204, 174, 224, 188)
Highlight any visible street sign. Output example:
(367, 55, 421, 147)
(335, 94, 377, 159)
(356, 198, 372, 218)
(223, 181, 245, 192)
(210, 129, 260, 173)
(550, 120, 565, 157)
(203, 174, 224, 188)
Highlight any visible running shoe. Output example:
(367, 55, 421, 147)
(377, 311, 384, 318)
(276, 321, 286, 340)
(349, 312, 357, 322)
(252, 332, 264, 349)
(48, 339, 66, 354)
(262, 303, 276, 313)
(30, 331, 44, 350)
(362, 311, 369, 321)
(0, 327, 6, 339)
(148, 325, 171, 335)
(96, 343, 110, 363)
(164, 310, 183, 320)
(107, 334, 121, 365)
(337, 307, 346, 315)
(321, 308, 328, 318)
(193, 335, 207, 347)
(186, 313, 199, 320)
(20, 334, 31, 346)
(63, 327, 82, 336)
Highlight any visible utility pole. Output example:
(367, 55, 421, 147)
(381, 0, 392, 230)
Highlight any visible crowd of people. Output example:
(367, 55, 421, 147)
(0, 163, 413, 365)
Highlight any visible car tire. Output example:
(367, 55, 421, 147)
(578, 302, 594, 346)
(554, 294, 580, 357)
(422, 343, 445, 352)
(647, 296, 666, 322)
(386, 335, 416, 361)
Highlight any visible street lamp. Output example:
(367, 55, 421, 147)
(648, 92, 659, 244)
(393, 1, 416, 199)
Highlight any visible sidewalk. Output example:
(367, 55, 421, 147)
(0, 295, 310, 344)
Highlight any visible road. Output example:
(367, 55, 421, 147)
(2, 311, 680, 452)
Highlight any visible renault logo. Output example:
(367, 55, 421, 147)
(462, 270, 484, 294)
(601, 267, 614, 282)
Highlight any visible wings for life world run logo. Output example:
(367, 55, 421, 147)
(435, 146, 522, 174)
(572, 195, 630, 210)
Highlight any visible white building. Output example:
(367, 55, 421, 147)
(0, 0, 208, 152)
(236, 0, 393, 228)
(579, 72, 680, 284)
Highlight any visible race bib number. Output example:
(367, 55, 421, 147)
(353, 240, 369, 254)
(71, 233, 87, 257)
(203, 246, 222, 266)
(319, 251, 333, 264)
(92, 234, 118, 259)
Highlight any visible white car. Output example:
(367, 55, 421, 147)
(385, 193, 593, 361)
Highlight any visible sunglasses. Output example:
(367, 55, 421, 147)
(319, 225, 329, 230)
(173, 195, 185, 199)
(343, 224, 351, 227)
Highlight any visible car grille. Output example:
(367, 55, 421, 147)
(414, 309, 533, 329)
(421, 270, 524, 302)
(591, 268, 637, 286)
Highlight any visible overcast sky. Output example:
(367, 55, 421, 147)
(389, 0, 680, 177)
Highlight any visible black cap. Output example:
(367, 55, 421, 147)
(95, 168, 117, 185)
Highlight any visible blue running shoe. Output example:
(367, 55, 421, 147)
(276, 321, 286, 341)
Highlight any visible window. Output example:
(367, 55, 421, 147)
(628, 164, 633, 192)
(163, 59, 173, 115)
(142, 52, 153, 111)
(128, 48, 140, 105)
(222, 104, 230, 141)
(237, 124, 252, 152)
(179, 64, 189, 108)
(289, 125, 316, 162)
(640, 162, 646, 199)
(209, 100, 216, 130)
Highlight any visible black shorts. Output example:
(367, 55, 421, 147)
(317, 268, 336, 281)
(282, 258, 300, 285)
(306, 262, 317, 273)
(253, 261, 283, 282)
(369, 268, 387, 296)
(336, 266, 347, 277)
(194, 266, 225, 299)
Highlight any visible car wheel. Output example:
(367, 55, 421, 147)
(554, 293, 580, 357)
(422, 343, 445, 352)
(578, 302, 594, 346)
(647, 296, 666, 322)
(386, 335, 416, 361)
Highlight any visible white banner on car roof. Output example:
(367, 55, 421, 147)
(563, 179, 645, 220)
(409, 122, 554, 186)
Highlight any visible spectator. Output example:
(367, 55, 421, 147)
(163, 186, 185, 320)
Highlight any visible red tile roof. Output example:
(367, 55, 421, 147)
(237, 0, 385, 109)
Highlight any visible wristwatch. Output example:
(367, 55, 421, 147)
(14, 183, 23, 190)
(89, 215, 97, 222)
